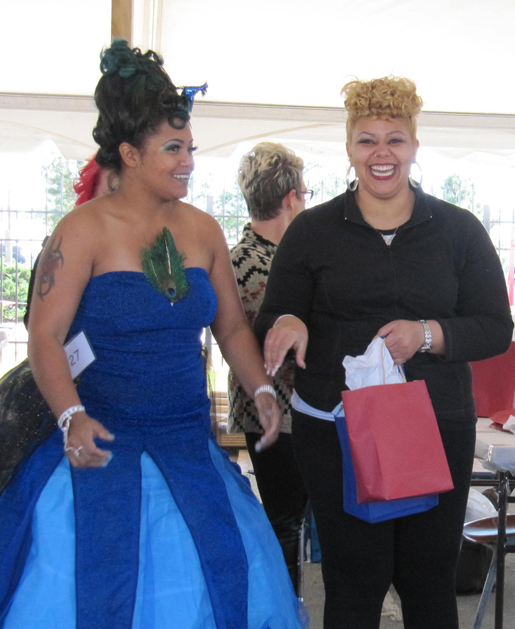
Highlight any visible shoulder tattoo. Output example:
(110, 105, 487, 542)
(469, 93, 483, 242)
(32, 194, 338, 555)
(36, 235, 64, 299)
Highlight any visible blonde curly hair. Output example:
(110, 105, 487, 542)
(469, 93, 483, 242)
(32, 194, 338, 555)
(341, 76, 423, 140)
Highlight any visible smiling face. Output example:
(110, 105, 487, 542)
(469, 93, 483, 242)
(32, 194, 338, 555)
(137, 120, 196, 201)
(346, 118, 419, 202)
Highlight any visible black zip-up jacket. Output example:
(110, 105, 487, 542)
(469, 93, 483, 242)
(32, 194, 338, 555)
(255, 189, 513, 430)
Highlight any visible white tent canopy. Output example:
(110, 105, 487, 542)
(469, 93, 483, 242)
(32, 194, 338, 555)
(3, 93, 515, 165)
(1, 0, 515, 160)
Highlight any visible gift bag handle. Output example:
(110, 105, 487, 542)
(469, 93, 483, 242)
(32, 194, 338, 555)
(380, 337, 407, 385)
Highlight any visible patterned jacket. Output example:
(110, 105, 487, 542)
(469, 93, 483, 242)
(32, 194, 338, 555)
(228, 224, 294, 434)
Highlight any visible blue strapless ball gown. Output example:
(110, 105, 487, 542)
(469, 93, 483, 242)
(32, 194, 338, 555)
(0, 269, 307, 629)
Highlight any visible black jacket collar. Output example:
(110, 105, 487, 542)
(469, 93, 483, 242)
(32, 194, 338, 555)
(343, 186, 433, 231)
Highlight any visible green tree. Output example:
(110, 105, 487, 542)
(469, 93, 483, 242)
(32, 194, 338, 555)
(304, 162, 346, 204)
(214, 182, 247, 244)
(441, 174, 482, 220)
(188, 173, 216, 210)
(1, 265, 30, 322)
(42, 156, 83, 232)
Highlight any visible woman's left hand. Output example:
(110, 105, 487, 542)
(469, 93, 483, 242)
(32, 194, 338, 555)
(376, 320, 425, 365)
(253, 393, 282, 452)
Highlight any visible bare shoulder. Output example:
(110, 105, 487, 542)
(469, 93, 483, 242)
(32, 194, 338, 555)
(42, 198, 112, 273)
(183, 202, 226, 243)
(176, 200, 221, 227)
(164, 201, 227, 274)
(53, 197, 107, 236)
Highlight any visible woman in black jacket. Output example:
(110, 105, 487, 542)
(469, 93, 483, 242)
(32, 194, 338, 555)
(255, 76, 513, 629)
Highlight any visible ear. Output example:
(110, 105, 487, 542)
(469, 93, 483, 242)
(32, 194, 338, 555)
(119, 142, 141, 169)
(284, 189, 298, 212)
(346, 142, 352, 161)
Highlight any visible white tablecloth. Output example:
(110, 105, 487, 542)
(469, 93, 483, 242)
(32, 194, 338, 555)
(475, 417, 515, 474)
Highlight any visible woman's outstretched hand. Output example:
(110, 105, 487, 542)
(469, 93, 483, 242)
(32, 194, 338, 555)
(64, 413, 115, 468)
(254, 393, 282, 452)
(263, 315, 308, 376)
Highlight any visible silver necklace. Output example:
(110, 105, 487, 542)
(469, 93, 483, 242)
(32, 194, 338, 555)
(374, 225, 399, 246)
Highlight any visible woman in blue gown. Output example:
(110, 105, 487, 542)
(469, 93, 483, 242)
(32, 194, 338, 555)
(0, 41, 305, 629)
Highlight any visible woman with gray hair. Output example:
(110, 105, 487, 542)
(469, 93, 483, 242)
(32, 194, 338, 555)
(228, 142, 310, 595)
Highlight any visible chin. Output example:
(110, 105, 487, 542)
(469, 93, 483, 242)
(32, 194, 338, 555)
(167, 185, 189, 201)
(364, 179, 409, 199)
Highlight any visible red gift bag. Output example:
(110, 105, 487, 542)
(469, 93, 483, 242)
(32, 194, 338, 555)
(471, 342, 515, 418)
(341, 380, 454, 503)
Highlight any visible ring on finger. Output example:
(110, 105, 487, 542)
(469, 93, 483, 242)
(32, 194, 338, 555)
(65, 445, 83, 458)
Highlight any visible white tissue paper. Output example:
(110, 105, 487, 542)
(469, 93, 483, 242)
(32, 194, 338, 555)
(343, 337, 405, 391)
(465, 488, 497, 523)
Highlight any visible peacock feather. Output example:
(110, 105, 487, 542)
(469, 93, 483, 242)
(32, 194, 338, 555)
(141, 227, 189, 302)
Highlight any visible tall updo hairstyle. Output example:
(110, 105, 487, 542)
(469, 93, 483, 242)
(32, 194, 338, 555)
(341, 76, 423, 142)
(93, 40, 190, 172)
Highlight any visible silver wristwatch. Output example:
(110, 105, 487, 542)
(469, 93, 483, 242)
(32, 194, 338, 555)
(418, 320, 432, 352)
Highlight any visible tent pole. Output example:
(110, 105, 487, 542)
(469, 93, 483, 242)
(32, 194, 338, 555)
(112, 0, 133, 45)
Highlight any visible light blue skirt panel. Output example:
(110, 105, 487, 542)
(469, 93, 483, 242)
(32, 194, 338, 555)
(4, 445, 304, 629)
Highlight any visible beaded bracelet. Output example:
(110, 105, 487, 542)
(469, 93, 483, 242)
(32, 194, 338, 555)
(254, 385, 276, 400)
(57, 405, 85, 443)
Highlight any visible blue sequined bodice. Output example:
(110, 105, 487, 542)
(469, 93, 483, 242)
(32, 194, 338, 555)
(68, 268, 217, 424)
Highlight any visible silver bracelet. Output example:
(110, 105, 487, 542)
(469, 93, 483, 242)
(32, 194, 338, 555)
(418, 320, 432, 352)
(273, 314, 295, 328)
(58, 405, 86, 429)
(58, 405, 85, 443)
(254, 385, 276, 400)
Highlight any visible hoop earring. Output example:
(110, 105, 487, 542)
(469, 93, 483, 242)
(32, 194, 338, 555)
(107, 172, 119, 193)
(408, 161, 423, 189)
(346, 165, 359, 192)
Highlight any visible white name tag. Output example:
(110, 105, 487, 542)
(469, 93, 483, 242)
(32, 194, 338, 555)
(64, 330, 96, 379)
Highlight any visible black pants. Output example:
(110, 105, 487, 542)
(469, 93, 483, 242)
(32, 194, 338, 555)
(292, 410, 476, 629)
(245, 431, 309, 596)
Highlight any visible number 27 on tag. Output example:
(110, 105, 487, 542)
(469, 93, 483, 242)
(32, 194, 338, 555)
(64, 330, 96, 379)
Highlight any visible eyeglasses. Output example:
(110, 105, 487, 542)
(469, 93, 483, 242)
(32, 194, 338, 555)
(301, 189, 314, 201)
